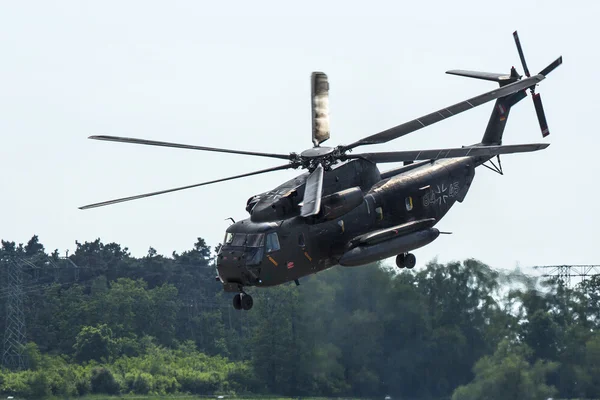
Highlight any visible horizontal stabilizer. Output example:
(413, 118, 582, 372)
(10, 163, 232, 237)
(446, 70, 514, 83)
(347, 143, 549, 164)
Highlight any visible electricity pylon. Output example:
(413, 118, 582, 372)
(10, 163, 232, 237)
(533, 265, 600, 288)
(2, 258, 27, 370)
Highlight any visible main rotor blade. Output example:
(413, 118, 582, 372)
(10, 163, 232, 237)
(311, 72, 331, 146)
(347, 143, 549, 163)
(342, 74, 543, 151)
(89, 135, 293, 160)
(79, 163, 293, 210)
(300, 164, 324, 217)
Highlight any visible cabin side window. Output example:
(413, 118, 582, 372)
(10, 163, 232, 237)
(265, 232, 280, 253)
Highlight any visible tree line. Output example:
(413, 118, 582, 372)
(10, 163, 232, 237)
(0, 235, 599, 399)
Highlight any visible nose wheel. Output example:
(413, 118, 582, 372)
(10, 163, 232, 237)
(396, 253, 416, 269)
(233, 292, 253, 310)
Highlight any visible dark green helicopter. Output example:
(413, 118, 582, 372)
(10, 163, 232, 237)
(81, 32, 562, 310)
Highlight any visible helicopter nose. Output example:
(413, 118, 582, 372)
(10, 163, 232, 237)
(216, 249, 244, 280)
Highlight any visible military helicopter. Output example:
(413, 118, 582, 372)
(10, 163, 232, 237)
(81, 32, 561, 310)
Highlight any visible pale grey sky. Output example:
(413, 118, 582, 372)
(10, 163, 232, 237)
(1, 1, 597, 273)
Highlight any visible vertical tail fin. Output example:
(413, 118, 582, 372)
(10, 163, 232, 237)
(447, 66, 527, 145)
(480, 90, 527, 145)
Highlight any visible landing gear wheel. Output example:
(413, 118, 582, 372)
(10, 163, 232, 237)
(233, 293, 242, 310)
(241, 293, 253, 310)
(396, 253, 406, 268)
(405, 253, 416, 269)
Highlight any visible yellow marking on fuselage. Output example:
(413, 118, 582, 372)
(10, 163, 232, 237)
(267, 255, 278, 266)
(304, 251, 313, 261)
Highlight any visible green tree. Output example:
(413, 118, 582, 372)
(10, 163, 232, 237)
(74, 324, 116, 363)
(452, 339, 558, 400)
(582, 333, 600, 397)
(414, 259, 502, 396)
(520, 309, 560, 361)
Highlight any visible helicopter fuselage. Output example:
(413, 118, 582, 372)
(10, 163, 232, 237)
(216, 156, 476, 292)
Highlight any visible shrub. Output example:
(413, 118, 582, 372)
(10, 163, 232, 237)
(90, 367, 120, 395)
(153, 374, 180, 394)
(124, 370, 153, 395)
(28, 370, 51, 398)
(133, 372, 153, 394)
(176, 369, 222, 394)
(1, 371, 32, 398)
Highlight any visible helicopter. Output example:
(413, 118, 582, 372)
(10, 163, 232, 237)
(81, 31, 562, 310)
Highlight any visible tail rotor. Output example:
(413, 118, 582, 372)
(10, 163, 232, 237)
(513, 30, 562, 137)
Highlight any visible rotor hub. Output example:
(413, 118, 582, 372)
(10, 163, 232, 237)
(300, 146, 335, 159)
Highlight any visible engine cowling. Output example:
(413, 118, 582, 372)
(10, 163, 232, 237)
(249, 190, 302, 222)
(311, 187, 364, 223)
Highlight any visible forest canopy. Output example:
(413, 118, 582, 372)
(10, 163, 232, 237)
(0, 235, 598, 399)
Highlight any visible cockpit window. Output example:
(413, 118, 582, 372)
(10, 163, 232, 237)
(265, 232, 280, 253)
(246, 234, 264, 247)
(246, 247, 264, 266)
(231, 233, 247, 247)
(224, 232, 234, 244)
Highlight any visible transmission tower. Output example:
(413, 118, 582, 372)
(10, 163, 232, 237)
(533, 265, 600, 287)
(2, 258, 27, 370)
(0, 254, 82, 370)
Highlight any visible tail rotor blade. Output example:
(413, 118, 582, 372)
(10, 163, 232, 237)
(532, 93, 550, 137)
(538, 56, 563, 77)
(513, 30, 531, 77)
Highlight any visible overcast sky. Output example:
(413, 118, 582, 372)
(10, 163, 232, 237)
(1, 1, 597, 275)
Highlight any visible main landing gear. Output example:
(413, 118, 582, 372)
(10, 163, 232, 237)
(396, 252, 416, 269)
(232, 292, 253, 311)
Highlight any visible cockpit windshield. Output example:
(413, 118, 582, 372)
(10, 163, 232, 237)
(245, 234, 265, 266)
(231, 233, 247, 247)
(225, 233, 264, 247)
(221, 231, 278, 266)
(246, 234, 264, 247)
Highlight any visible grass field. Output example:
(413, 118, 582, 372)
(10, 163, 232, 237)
(73, 397, 367, 400)
(72, 396, 367, 400)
